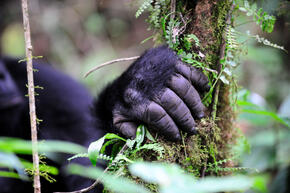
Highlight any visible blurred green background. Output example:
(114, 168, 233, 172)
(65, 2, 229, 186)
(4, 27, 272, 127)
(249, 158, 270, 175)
(0, 0, 289, 192)
(0, 0, 155, 95)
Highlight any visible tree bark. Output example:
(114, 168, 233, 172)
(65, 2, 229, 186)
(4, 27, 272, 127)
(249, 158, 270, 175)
(147, 0, 237, 177)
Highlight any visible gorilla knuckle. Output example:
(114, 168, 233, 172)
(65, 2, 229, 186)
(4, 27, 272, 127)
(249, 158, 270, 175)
(170, 74, 190, 92)
(124, 88, 141, 104)
(145, 102, 166, 123)
(160, 88, 180, 108)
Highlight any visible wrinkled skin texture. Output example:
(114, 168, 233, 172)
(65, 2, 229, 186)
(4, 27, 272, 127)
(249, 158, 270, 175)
(95, 46, 209, 141)
(0, 46, 209, 192)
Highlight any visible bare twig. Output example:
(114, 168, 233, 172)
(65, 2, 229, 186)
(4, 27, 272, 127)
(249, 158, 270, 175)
(178, 13, 188, 34)
(201, 158, 208, 178)
(84, 56, 140, 78)
(54, 145, 128, 193)
(170, 0, 176, 20)
(203, 67, 218, 74)
(211, 2, 235, 120)
(21, 0, 41, 193)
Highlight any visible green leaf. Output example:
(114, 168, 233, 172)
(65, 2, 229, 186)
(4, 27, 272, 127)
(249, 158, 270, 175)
(252, 175, 268, 193)
(88, 133, 125, 166)
(226, 60, 237, 67)
(0, 138, 86, 155)
(223, 67, 232, 76)
(0, 152, 27, 180)
(145, 129, 156, 142)
(100, 138, 120, 154)
(129, 162, 183, 185)
(102, 133, 126, 141)
(68, 153, 88, 161)
(126, 139, 135, 149)
(220, 75, 230, 84)
(135, 125, 146, 148)
(241, 109, 289, 128)
(88, 137, 105, 166)
(246, 11, 253, 16)
(161, 17, 167, 37)
(191, 176, 254, 193)
(0, 171, 20, 179)
(239, 7, 247, 12)
(68, 164, 150, 193)
(237, 100, 259, 108)
(129, 162, 255, 193)
(257, 8, 263, 16)
(219, 58, 226, 64)
(133, 143, 164, 158)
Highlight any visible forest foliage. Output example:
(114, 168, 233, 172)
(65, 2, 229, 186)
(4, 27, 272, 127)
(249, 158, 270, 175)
(0, 0, 289, 193)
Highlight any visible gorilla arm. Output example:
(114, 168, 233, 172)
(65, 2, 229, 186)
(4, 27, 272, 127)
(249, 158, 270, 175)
(95, 46, 210, 141)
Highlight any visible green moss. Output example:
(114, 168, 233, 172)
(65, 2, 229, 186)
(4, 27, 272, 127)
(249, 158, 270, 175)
(124, 118, 226, 178)
(205, 0, 232, 69)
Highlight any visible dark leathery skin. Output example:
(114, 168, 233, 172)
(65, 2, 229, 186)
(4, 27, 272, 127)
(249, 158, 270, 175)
(157, 88, 196, 134)
(96, 46, 210, 141)
(169, 74, 205, 119)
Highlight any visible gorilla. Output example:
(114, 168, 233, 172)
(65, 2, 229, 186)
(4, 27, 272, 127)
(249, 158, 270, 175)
(0, 57, 104, 192)
(0, 46, 209, 192)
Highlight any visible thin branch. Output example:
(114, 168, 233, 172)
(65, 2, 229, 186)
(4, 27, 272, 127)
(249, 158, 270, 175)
(54, 145, 128, 193)
(211, 2, 235, 120)
(84, 56, 140, 78)
(21, 0, 41, 193)
(235, 20, 254, 27)
(203, 67, 218, 74)
(201, 158, 208, 178)
(178, 12, 189, 34)
(170, 0, 176, 20)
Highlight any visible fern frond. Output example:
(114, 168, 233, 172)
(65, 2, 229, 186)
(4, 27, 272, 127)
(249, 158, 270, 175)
(226, 26, 238, 49)
(136, 0, 153, 18)
(137, 143, 165, 158)
(98, 154, 114, 161)
(209, 166, 259, 173)
(254, 35, 286, 51)
(68, 153, 88, 161)
(149, 1, 161, 28)
(165, 19, 181, 49)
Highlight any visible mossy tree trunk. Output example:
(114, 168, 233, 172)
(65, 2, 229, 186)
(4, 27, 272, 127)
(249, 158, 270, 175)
(189, 0, 237, 174)
(140, 0, 237, 178)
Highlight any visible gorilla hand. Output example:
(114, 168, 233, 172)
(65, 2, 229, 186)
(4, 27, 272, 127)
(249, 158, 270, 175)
(95, 46, 210, 141)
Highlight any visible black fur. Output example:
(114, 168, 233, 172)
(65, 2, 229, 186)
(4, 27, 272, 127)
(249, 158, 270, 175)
(0, 46, 209, 192)
(95, 46, 179, 132)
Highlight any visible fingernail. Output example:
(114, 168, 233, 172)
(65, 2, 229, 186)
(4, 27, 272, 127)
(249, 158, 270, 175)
(172, 133, 181, 141)
(197, 112, 205, 119)
(189, 127, 197, 135)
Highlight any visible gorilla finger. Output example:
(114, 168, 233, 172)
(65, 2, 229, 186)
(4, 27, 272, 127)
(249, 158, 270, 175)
(142, 102, 181, 141)
(113, 113, 137, 139)
(158, 88, 197, 134)
(175, 61, 210, 92)
(169, 74, 205, 119)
